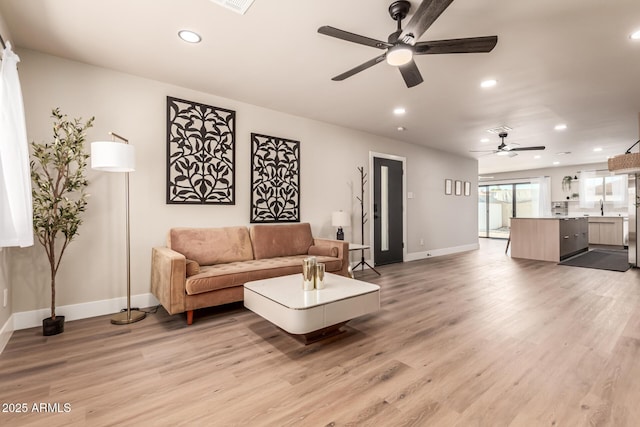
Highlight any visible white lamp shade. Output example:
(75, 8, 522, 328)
(91, 141, 135, 172)
(332, 211, 351, 227)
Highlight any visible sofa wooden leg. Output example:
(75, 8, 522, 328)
(187, 310, 194, 325)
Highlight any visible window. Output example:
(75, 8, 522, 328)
(579, 172, 627, 207)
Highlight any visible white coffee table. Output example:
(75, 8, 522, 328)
(244, 273, 380, 344)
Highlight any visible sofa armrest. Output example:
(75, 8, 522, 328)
(313, 238, 349, 277)
(150, 247, 187, 315)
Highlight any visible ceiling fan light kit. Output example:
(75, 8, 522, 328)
(317, 0, 498, 88)
(386, 44, 413, 66)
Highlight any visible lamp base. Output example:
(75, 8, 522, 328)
(111, 309, 146, 325)
(336, 227, 344, 241)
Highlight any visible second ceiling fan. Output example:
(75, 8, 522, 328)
(318, 0, 498, 88)
(470, 132, 546, 157)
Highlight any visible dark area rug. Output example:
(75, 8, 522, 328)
(559, 249, 630, 272)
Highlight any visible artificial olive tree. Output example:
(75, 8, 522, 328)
(31, 108, 94, 321)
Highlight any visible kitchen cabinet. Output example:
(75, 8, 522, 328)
(588, 217, 624, 246)
(560, 218, 589, 258)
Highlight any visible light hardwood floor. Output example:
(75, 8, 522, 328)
(2, 239, 640, 426)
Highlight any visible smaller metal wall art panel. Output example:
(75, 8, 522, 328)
(166, 96, 235, 204)
(250, 133, 300, 223)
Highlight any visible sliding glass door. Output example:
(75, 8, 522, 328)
(479, 182, 537, 239)
(478, 186, 488, 237)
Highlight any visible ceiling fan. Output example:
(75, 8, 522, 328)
(470, 132, 546, 157)
(317, 0, 498, 88)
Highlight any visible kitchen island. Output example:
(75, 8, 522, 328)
(510, 217, 588, 262)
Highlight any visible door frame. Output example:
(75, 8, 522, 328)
(369, 151, 407, 266)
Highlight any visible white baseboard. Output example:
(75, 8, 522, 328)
(0, 314, 14, 354)
(349, 244, 479, 269)
(11, 293, 159, 331)
(405, 243, 479, 262)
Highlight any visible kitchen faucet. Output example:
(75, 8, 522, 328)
(600, 199, 604, 216)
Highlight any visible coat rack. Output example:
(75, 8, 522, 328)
(356, 166, 367, 246)
(353, 166, 380, 274)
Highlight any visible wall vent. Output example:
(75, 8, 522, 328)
(486, 125, 513, 134)
(210, 0, 255, 15)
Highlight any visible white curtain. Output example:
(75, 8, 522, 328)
(579, 170, 595, 209)
(0, 42, 33, 247)
(530, 176, 551, 217)
(610, 174, 628, 208)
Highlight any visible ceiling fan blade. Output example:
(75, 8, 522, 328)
(398, 59, 424, 88)
(414, 36, 498, 54)
(332, 54, 387, 81)
(469, 150, 497, 153)
(400, 0, 455, 44)
(509, 146, 546, 151)
(318, 26, 391, 49)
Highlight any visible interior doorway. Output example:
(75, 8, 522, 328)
(371, 153, 406, 266)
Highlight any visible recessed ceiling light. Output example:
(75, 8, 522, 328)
(480, 138, 490, 143)
(397, 126, 406, 131)
(630, 30, 640, 40)
(480, 79, 497, 88)
(593, 147, 603, 152)
(178, 30, 202, 43)
(393, 107, 406, 115)
(554, 124, 568, 131)
(534, 155, 541, 159)
(553, 161, 560, 165)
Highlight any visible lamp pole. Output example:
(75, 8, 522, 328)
(95, 132, 145, 325)
(109, 132, 147, 325)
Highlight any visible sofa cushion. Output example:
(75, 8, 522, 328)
(250, 223, 314, 260)
(308, 245, 338, 257)
(185, 259, 200, 277)
(168, 226, 254, 265)
(185, 255, 342, 295)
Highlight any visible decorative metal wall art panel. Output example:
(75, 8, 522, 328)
(166, 96, 235, 204)
(250, 133, 300, 223)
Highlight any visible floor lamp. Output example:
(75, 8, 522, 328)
(91, 132, 146, 325)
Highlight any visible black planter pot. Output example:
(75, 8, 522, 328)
(42, 316, 65, 336)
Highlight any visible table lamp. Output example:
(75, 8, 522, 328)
(331, 211, 350, 240)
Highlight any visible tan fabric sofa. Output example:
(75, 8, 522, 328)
(150, 222, 349, 324)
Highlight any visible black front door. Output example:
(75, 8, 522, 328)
(373, 157, 403, 266)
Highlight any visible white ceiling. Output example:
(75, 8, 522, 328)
(2, 0, 640, 174)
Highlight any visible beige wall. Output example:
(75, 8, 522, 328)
(8, 49, 478, 314)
